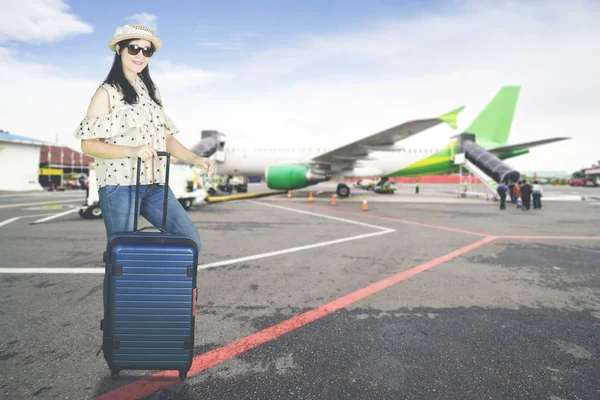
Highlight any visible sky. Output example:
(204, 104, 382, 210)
(1, 0, 599, 173)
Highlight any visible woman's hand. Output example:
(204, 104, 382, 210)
(127, 145, 158, 160)
(194, 156, 215, 177)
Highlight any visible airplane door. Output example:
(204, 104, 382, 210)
(215, 140, 226, 163)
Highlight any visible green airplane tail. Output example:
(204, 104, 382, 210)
(465, 86, 520, 146)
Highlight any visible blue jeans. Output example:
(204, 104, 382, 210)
(98, 184, 202, 252)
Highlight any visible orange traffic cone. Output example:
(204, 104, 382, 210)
(287, 190, 292, 199)
(331, 194, 337, 206)
(362, 197, 369, 211)
(309, 192, 314, 202)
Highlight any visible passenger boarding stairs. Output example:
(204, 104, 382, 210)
(452, 133, 520, 201)
(457, 157, 500, 200)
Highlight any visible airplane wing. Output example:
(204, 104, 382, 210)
(489, 137, 570, 154)
(310, 107, 464, 169)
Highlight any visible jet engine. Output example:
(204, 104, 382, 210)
(265, 165, 328, 190)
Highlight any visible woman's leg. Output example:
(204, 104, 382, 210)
(141, 184, 202, 252)
(98, 185, 147, 240)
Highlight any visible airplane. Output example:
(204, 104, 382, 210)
(189, 86, 569, 198)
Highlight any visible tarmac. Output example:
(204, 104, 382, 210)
(0, 183, 599, 399)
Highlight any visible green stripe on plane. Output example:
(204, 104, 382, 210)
(390, 142, 458, 177)
(438, 106, 465, 130)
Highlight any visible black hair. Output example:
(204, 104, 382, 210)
(103, 39, 162, 107)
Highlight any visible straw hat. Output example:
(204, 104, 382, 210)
(108, 24, 162, 52)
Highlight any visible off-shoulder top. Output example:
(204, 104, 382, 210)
(74, 76, 178, 189)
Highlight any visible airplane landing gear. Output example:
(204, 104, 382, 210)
(337, 184, 350, 198)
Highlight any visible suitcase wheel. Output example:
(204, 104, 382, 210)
(179, 370, 187, 381)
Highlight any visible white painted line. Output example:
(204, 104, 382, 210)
(0, 217, 21, 227)
(22, 213, 56, 219)
(0, 192, 83, 198)
(0, 198, 395, 274)
(29, 208, 79, 224)
(0, 230, 394, 274)
(199, 200, 396, 269)
(0, 214, 55, 228)
(248, 200, 393, 231)
(0, 268, 102, 274)
(198, 229, 394, 270)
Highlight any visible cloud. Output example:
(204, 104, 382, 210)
(2, 0, 599, 174)
(125, 13, 158, 31)
(0, 46, 232, 152)
(0, 0, 93, 44)
(152, 61, 234, 90)
(195, 26, 258, 51)
(192, 0, 598, 173)
(0, 47, 98, 148)
(197, 41, 241, 50)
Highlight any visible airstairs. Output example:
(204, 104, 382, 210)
(452, 133, 521, 201)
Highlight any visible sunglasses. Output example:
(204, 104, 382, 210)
(125, 44, 155, 58)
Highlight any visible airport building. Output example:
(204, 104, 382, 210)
(39, 144, 94, 188)
(0, 129, 93, 191)
(582, 161, 600, 177)
(0, 130, 47, 191)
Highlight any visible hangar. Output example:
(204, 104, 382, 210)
(0, 130, 47, 191)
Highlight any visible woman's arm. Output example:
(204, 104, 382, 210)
(80, 87, 155, 160)
(166, 135, 214, 175)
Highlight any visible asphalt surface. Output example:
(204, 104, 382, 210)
(1, 184, 599, 400)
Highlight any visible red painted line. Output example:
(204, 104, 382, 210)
(93, 236, 496, 400)
(293, 202, 490, 238)
(531, 242, 600, 253)
(498, 235, 600, 240)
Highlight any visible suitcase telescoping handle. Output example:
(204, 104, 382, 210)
(133, 151, 171, 233)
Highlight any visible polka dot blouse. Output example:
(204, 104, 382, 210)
(74, 76, 178, 189)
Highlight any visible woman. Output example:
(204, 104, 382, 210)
(74, 24, 212, 251)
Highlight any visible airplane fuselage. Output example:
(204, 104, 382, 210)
(214, 139, 457, 179)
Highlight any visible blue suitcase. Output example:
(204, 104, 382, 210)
(99, 151, 199, 381)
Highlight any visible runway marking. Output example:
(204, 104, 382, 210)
(0, 213, 58, 228)
(29, 208, 79, 224)
(289, 202, 490, 237)
(0, 210, 77, 229)
(93, 236, 496, 400)
(248, 200, 395, 231)
(498, 235, 600, 240)
(0, 201, 395, 274)
(0, 268, 104, 274)
(199, 229, 394, 270)
(0, 199, 81, 209)
(23, 213, 57, 219)
(530, 242, 600, 253)
(0, 217, 21, 227)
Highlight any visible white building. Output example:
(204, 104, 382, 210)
(0, 130, 47, 191)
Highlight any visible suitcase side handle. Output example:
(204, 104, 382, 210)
(133, 151, 170, 232)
